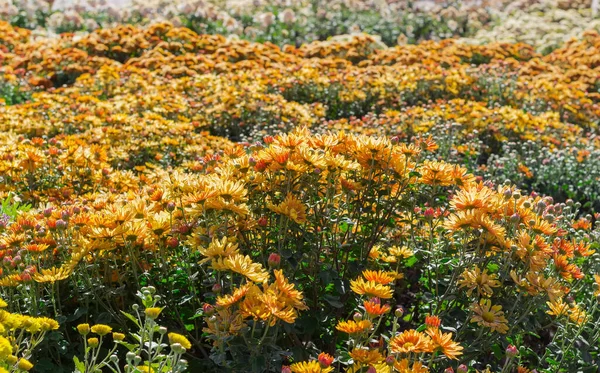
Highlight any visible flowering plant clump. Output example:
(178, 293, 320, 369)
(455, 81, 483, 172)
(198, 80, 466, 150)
(0, 10, 599, 373)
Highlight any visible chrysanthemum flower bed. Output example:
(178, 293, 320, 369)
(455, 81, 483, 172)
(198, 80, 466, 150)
(0, 19, 599, 373)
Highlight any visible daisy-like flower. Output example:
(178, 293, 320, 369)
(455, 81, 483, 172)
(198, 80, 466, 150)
(393, 358, 429, 373)
(568, 303, 588, 325)
(349, 348, 384, 364)
(198, 236, 239, 265)
(335, 319, 372, 335)
(216, 284, 251, 308)
(362, 270, 396, 285)
(419, 160, 454, 186)
(389, 330, 432, 354)
(470, 299, 509, 334)
(272, 270, 308, 310)
(267, 193, 307, 224)
(388, 246, 413, 259)
(219, 254, 270, 283)
(32, 266, 72, 283)
(363, 299, 391, 316)
(546, 298, 569, 317)
(290, 360, 333, 373)
(457, 266, 500, 297)
(350, 278, 393, 299)
(426, 329, 463, 360)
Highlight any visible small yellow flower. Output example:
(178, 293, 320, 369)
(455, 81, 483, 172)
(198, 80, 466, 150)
(168, 332, 192, 349)
(6, 355, 17, 364)
(0, 298, 7, 308)
(77, 323, 90, 335)
(18, 358, 34, 371)
(144, 307, 162, 320)
(88, 337, 99, 348)
(0, 337, 11, 359)
(135, 366, 155, 373)
(91, 324, 112, 336)
(112, 332, 126, 341)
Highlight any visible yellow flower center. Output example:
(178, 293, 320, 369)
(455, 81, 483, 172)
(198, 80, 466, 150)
(402, 342, 415, 349)
(482, 311, 495, 323)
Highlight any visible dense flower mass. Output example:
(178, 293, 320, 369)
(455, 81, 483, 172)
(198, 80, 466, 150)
(0, 2, 599, 373)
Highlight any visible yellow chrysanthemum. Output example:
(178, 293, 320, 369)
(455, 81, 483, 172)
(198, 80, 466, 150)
(470, 299, 509, 334)
(267, 193, 307, 224)
(17, 358, 34, 371)
(91, 324, 112, 336)
(0, 336, 12, 359)
(168, 332, 192, 349)
(290, 360, 333, 373)
(350, 278, 393, 299)
(218, 254, 270, 283)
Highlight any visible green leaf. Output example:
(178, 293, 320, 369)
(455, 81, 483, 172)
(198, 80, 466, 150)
(73, 356, 85, 373)
(121, 311, 141, 328)
(323, 295, 344, 308)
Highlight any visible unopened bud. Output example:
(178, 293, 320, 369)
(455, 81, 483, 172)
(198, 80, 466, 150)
(506, 344, 518, 358)
(203, 303, 215, 316)
(457, 364, 468, 373)
(268, 253, 281, 268)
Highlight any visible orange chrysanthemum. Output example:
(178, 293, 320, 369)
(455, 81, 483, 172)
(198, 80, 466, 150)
(389, 330, 432, 354)
(335, 319, 372, 335)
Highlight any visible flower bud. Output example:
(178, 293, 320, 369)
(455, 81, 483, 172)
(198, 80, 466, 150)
(77, 323, 90, 336)
(258, 216, 268, 227)
(212, 283, 222, 294)
(395, 306, 404, 318)
(126, 352, 136, 361)
(367, 366, 377, 373)
(353, 312, 363, 321)
(510, 213, 520, 223)
(457, 365, 468, 373)
(506, 344, 518, 358)
(282, 367, 292, 373)
(385, 355, 396, 366)
(17, 358, 34, 371)
(166, 236, 179, 248)
(203, 303, 215, 316)
(88, 337, 99, 348)
(166, 202, 176, 212)
(55, 219, 67, 230)
(424, 207, 435, 220)
(145, 307, 162, 320)
(268, 253, 281, 268)
(318, 352, 334, 368)
(445, 368, 454, 373)
(158, 326, 168, 335)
